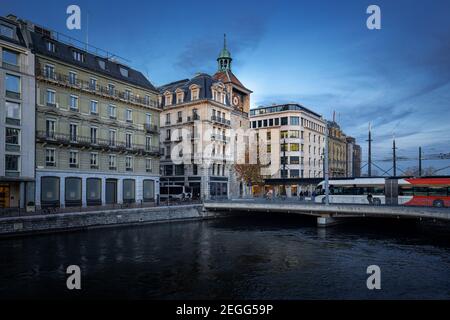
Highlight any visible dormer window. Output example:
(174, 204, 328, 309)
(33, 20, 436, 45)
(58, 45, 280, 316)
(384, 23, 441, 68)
(189, 84, 200, 101)
(175, 89, 184, 104)
(0, 25, 14, 38)
(72, 50, 85, 62)
(46, 41, 56, 52)
(98, 59, 106, 70)
(164, 91, 172, 106)
(119, 67, 129, 77)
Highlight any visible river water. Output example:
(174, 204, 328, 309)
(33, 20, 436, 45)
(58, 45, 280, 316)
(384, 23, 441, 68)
(0, 214, 449, 299)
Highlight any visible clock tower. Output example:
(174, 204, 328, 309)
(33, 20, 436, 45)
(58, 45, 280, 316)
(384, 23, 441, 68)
(213, 34, 252, 114)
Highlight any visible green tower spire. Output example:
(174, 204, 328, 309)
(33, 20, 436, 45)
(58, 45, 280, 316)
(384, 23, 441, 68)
(217, 33, 232, 72)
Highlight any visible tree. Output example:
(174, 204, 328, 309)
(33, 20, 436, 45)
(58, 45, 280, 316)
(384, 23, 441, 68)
(233, 152, 266, 192)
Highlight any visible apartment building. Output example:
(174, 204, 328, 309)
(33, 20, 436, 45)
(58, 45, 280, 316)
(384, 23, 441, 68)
(250, 103, 327, 196)
(0, 15, 35, 209)
(327, 120, 347, 177)
(25, 22, 161, 208)
(159, 36, 251, 199)
(346, 136, 362, 177)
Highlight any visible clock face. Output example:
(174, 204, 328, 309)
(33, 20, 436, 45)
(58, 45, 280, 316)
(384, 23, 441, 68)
(233, 95, 240, 106)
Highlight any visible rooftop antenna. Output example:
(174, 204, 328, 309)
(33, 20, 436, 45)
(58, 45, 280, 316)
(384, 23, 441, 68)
(367, 122, 373, 177)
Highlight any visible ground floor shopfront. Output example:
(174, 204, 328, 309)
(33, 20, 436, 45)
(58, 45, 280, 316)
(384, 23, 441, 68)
(0, 179, 35, 209)
(161, 175, 229, 200)
(251, 177, 323, 198)
(35, 170, 159, 208)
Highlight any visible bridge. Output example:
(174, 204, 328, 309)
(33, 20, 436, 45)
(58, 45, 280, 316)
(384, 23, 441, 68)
(203, 199, 450, 227)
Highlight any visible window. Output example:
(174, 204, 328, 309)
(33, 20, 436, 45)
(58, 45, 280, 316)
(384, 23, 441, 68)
(108, 84, 115, 95)
(177, 111, 182, 122)
(5, 154, 19, 173)
(126, 132, 132, 148)
(146, 113, 152, 125)
(65, 177, 82, 206)
(41, 177, 60, 204)
(90, 153, 98, 168)
(280, 130, 288, 139)
(191, 89, 199, 101)
(145, 136, 152, 151)
(69, 71, 77, 85)
(69, 151, 78, 168)
(119, 67, 129, 77)
(86, 178, 101, 205)
(125, 89, 131, 100)
(98, 59, 106, 70)
(175, 164, 184, 176)
(290, 117, 299, 125)
(123, 179, 135, 203)
(46, 41, 55, 52)
(125, 156, 133, 171)
(5, 127, 20, 145)
(70, 95, 78, 110)
(281, 117, 288, 125)
(290, 143, 300, 151)
(166, 129, 171, 140)
(2, 49, 19, 66)
(46, 89, 56, 106)
(126, 109, 133, 122)
(46, 119, 56, 138)
(109, 154, 117, 169)
(269, 118, 273, 126)
(290, 156, 300, 164)
(90, 127, 97, 144)
(164, 165, 173, 176)
(45, 64, 54, 78)
(109, 130, 116, 146)
(108, 105, 117, 119)
(290, 130, 299, 138)
(146, 158, 152, 173)
(144, 95, 150, 105)
(263, 119, 268, 127)
(5, 74, 20, 98)
(166, 113, 171, 125)
(5, 101, 20, 124)
(69, 123, 78, 142)
(0, 25, 14, 38)
(89, 78, 97, 90)
(275, 118, 279, 126)
(72, 50, 84, 62)
(193, 164, 198, 175)
(143, 180, 155, 201)
(90, 100, 98, 114)
(45, 148, 55, 166)
(290, 169, 300, 178)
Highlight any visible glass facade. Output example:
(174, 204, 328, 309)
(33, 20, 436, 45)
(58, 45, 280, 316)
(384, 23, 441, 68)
(87, 178, 102, 206)
(41, 177, 60, 206)
(65, 177, 82, 206)
(123, 179, 135, 203)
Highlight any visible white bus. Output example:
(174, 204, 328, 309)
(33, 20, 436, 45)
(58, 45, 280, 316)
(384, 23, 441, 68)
(314, 177, 450, 207)
(315, 178, 385, 205)
(160, 185, 192, 201)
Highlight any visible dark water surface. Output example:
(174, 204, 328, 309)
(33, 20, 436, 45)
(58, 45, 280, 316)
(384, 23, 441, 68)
(1, 214, 449, 299)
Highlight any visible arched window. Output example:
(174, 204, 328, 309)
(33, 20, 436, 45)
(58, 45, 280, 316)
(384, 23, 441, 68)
(65, 177, 82, 207)
(87, 178, 102, 206)
(143, 180, 155, 202)
(41, 176, 60, 207)
(123, 179, 135, 203)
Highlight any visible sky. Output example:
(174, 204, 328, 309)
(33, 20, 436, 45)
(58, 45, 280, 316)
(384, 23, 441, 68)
(2, 0, 450, 174)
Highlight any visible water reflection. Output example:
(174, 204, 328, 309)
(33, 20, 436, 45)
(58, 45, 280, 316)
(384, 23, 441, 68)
(0, 214, 449, 299)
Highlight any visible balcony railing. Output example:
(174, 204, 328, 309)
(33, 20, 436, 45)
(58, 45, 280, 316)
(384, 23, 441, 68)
(144, 124, 158, 133)
(36, 130, 160, 155)
(211, 115, 231, 126)
(36, 67, 160, 109)
(187, 114, 200, 122)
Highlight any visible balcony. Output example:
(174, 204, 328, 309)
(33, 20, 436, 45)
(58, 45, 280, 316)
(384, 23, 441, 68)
(211, 115, 231, 126)
(187, 114, 200, 122)
(36, 67, 160, 109)
(144, 124, 158, 133)
(36, 130, 161, 156)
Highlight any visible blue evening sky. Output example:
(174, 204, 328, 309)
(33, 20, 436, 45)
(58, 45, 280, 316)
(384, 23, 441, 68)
(2, 0, 450, 174)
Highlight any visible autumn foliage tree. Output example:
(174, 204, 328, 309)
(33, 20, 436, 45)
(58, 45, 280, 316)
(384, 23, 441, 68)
(233, 151, 265, 189)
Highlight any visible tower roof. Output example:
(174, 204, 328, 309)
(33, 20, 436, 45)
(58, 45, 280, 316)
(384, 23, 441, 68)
(217, 33, 232, 60)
